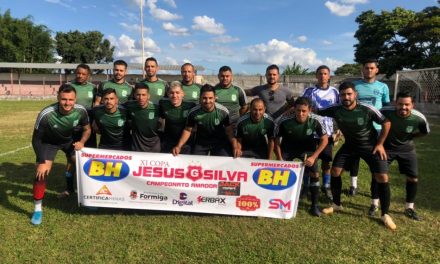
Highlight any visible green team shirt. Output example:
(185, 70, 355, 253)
(159, 99, 196, 140)
(125, 100, 160, 150)
(275, 113, 326, 152)
(235, 113, 275, 151)
(137, 78, 168, 104)
(214, 84, 247, 123)
(68, 81, 96, 110)
(97, 80, 133, 104)
(181, 82, 201, 103)
(93, 105, 128, 149)
(34, 103, 89, 144)
(187, 103, 231, 144)
(319, 102, 386, 147)
(381, 106, 430, 151)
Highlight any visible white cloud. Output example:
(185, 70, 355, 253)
(45, 0, 75, 10)
(323, 40, 333, 45)
(164, 0, 177, 8)
(325, 1, 355, 16)
(163, 56, 179, 65)
(181, 42, 194, 49)
(297, 35, 307, 42)
(108, 34, 160, 61)
(162, 22, 190, 36)
(192, 16, 225, 35)
(120, 22, 153, 34)
(169, 43, 176, 49)
(244, 39, 344, 71)
(341, 0, 368, 4)
(212, 35, 240, 43)
(146, 0, 181, 20)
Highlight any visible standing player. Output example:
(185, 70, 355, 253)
(94, 60, 133, 105)
(31, 84, 90, 225)
(159, 81, 196, 154)
(350, 59, 391, 197)
(137, 57, 169, 104)
(380, 92, 430, 220)
(93, 89, 129, 150)
(303, 65, 339, 199)
(246, 64, 295, 119)
(234, 98, 275, 159)
(173, 84, 236, 157)
(275, 97, 328, 216)
(180, 63, 201, 104)
(214, 66, 248, 125)
(125, 82, 161, 152)
(318, 82, 396, 230)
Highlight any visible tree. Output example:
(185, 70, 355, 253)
(334, 63, 362, 76)
(55, 30, 115, 73)
(282, 62, 311, 75)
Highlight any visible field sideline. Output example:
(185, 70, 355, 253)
(0, 100, 439, 263)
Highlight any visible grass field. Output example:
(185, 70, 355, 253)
(0, 100, 439, 263)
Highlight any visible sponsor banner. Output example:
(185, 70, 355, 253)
(76, 148, 304, 219)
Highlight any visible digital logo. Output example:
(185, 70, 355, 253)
(172, 192, 193, 206)
(96, 185, 112, 195)
(197, 196, 226, 204)
(84, 159, 130, 182)
(252, 168, 297, 191)
(217, 181, 241, 196)
(268, 199, 292, 212)
(236, 195, 260, 211)
(130, 190, 138, 200)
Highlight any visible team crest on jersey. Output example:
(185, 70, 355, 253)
(357, 117, 364, 125)
(88, 91, 93, 98)
(118, 119, 124, 126)
(306, 129, 312, 135)
(231, 94, 237, 101)
(215, 118, 220, 125)
(122, 90, 127, 96)
(73, 120, 79, 127)
(183, 110, 189, 117)
(192, 91, 198, 98)
(406, 126, 414, 133)
(149, 112, 155, 119)
(157, 88, 163, 95)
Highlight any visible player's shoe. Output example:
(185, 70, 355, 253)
(322, 203, 343, 215)
(368, 204, 379, 217)
(309, 205, 321, 217)
(348, 187, 357, 196)
(382, 214, 397, 230)
(31, 211, 43, 225)
(404, 208, 421, 221)
(57, 190, 72, 199)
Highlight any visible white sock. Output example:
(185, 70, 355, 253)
(372, 199, 379, 207)
(351, 176, 358, 188)
(34, 200, 42, 212)
(405, 203, 414, 210)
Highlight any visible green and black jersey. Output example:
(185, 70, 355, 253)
(181, 82, 201, 104)
(319, 102, 386, 147)
(125, 100, 160, 151)
(93, 105, 129, 149)
(68, 81, 96, 110)
(214, 84, 247, 124)
(96, 80, 133, 104)
(381, 106, 430, 151)
(235, 113, 275, 152)
(275, 113, 326, 152)
(186, 103, 230, 144)
(159, 98, 196, 140)
(137, 78, 169, 105)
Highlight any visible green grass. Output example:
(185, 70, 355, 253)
(1, 100, 439, 263)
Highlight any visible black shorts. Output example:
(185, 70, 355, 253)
(241, 149, 267, 159)
(161, 138, 192, 155)
(34, 141, 74, 163)
(282, 151, 318, 174)
(333, 144, 388, 174)
(318, 140, 334, 162)
(193, 139, 232, 157)
(387, 149, 418, 178)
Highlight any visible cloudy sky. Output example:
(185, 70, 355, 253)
(1, 0, 436, 74)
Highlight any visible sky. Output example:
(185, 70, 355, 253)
(1, 0, 437, 75)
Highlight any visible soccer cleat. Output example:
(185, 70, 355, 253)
(31, 211, 43, 225)
(368, 204, 379, 217)
(382, 214, 397, 230)
(348, 187, 357, 196)
(322, 203, 343, 215)
(57, 190, 72, 199)
(404, 208, 421, 221)
(309, 205, 321, 217)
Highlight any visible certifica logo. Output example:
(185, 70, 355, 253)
(83, 159, 130, 182)
(252, 168, 297, 191)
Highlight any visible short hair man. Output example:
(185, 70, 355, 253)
(214, 66, 248, 124)
(246, 64, 295, 119)
(275, 97, 328, 216)
(180, 63, 201, 104)
(125, 82, 161, 152)
(380, 91, 430, 220)
(95, 60, 133, 105)
(93, 88, 129, 150)
(173, 84, 236, 157)
(302, 65, 339, 199)
(136, 57, 169, 104)
(159, 81, 196, 153)
(318, 82, 396, 230)
(31, 84, 91, 225)
(234, 98, 275, 159)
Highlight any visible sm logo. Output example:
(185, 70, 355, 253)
(83, 159, 130, 182)
(269, 199, 292, 211)
(252, 168, 297, 190)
